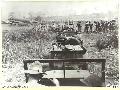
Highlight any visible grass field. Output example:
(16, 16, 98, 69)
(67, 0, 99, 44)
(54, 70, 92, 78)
(1, 24, 119, 87)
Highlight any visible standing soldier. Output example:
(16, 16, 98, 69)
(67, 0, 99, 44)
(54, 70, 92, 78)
(94, 21, 100, 33)
(94, 21, 97, 33)
(84, 21, 89, 33)
(89, 22, 93, 33)
(101, 20, 105, 33)
(77, 21, 82, 33)
(69, 20, 74, 31)
(97, 22, 101, 33)
(104, 21, 109, 33)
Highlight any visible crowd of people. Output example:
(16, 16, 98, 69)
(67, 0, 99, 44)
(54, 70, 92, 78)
(83, 20, 117, 33)
(34, 19, 118, 34)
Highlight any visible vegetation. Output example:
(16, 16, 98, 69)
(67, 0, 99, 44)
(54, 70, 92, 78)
(1, 23, 119, 87)
(96, 32, 118, 52)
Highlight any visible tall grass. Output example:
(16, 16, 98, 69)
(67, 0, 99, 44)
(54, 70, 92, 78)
(2, 25, 56, 64)
(2, 24, 119, 86)
(96, 32, 118, 52)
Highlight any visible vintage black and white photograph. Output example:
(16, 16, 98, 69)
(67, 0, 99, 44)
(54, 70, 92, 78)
(0, 0, 119, 87)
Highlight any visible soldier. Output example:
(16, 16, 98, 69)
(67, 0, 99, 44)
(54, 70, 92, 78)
(89, 22, 93, 33)
(104, 21, 109, 33)
(94, 21, 100, 33)
(77, 21, 82, 32)
(100, 20, 105, 33)
(84, 21, 89, 33)
(56, 33, 67, 46)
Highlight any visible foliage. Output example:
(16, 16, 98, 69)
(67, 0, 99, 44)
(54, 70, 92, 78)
(2, 24, 119, 86)
(96, 32, 118, 52)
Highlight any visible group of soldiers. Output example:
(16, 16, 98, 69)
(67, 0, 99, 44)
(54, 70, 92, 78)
(49, 19, 118, 33)
(33, 19, 117, 34)
(83, 20, 117, 33)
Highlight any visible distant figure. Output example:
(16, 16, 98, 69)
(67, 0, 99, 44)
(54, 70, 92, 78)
(56, 33, 67, 46)
(84, 21, 89, 33)
(104, 21, 109, 33)
(89, 23, 93, 33)
(77, 21, 82, 32)
(94, 21, 97, 33)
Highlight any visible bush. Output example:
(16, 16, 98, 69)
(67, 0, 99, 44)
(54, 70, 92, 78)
(96, 33, 118, 52)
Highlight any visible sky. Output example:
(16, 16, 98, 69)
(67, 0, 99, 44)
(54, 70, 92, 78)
(1, 0, 119, 20)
